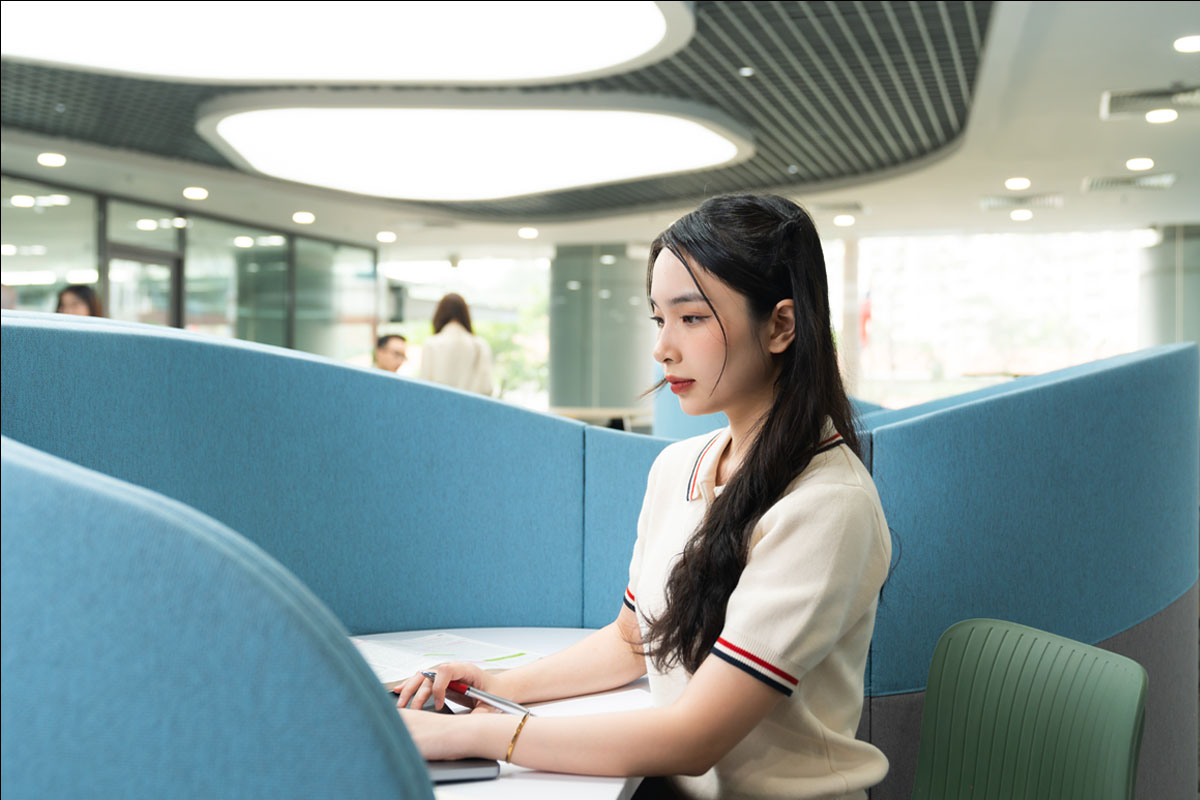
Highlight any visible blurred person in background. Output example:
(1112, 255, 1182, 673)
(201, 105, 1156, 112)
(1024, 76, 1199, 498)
(56, 284, 104, 317)
(374, 333, 409, 373)
(419, 293, 493, 396)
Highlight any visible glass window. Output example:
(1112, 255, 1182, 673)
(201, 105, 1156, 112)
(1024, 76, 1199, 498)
(185, 218, 288, 346)
(108, 257, 172, 325)
(107, 200, 181, 251)
(294, 237, 376, 361)
(1, 176, 98, 313)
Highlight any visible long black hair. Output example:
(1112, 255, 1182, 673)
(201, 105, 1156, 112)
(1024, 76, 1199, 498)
(641, 193, 860, 674)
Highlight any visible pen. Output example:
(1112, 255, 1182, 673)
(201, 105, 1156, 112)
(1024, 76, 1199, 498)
(420, 670, 534, 716)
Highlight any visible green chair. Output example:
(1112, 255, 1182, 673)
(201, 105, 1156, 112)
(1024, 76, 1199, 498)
(912, 618, 1147, 800)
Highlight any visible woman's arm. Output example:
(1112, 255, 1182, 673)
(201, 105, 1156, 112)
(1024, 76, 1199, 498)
(396, 607, 646, 710)
(401, 652, 783, 776)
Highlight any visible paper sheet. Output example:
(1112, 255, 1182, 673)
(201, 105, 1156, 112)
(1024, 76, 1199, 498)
(350, 632, 545, 683)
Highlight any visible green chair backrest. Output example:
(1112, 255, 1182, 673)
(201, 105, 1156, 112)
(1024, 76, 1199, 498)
(912, 618, 1147, 800)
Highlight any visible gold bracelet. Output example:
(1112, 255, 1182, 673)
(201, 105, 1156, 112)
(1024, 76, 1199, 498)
(505, 711, 531, 763)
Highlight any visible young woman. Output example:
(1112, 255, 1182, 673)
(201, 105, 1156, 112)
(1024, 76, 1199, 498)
(395, 194, 891, 799)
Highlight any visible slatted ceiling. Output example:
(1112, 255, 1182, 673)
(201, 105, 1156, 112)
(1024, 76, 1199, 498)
(0, 1, 994, 220)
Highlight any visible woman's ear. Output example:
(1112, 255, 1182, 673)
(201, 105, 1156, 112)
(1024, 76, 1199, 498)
(767, 299, 796, 354)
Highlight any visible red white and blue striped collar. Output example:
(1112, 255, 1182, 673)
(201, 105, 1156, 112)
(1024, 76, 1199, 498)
(685, 421, 845, 502)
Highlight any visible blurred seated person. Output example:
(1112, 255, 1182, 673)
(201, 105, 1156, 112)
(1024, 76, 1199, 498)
(56, 284, 104, 317)
(374, 334, 408, 373)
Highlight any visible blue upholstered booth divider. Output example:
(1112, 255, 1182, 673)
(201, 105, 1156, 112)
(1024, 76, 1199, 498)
(1, 436, 432, 799)
(0, 312, 586, 634)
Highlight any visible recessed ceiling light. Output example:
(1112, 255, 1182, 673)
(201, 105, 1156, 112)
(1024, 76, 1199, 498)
(566, 280, 582, 291)
(1004, 176, 1031, 191)
(292, 211, 316, 224)
(1126, 157, 1154, 171)
(518, 227, 539, 240)
(199, 96, 752, 202)
(0, 2, 692, 84)
(182, 186, 209, 200)
(172, 217, 188, 228)
(66, 269, 100, 284)
(1174, 35, 1200, 53)
(376, 231, 398, 243)
(48, 194, 71, 206)
(738, 66, 755, 77)
(598, 289, 613, 300)
(1144, 108, 1178, 124)
(233, 236, 254, 248)
(599, 254, 617, 265)
(833, 214, 855, 227)
(135, 218, 158, 231)
(36, 152, 66, 167)
(0, 244, 16, 256)
(1010, 209, 1033, 222)
(10, 195, 36, 208)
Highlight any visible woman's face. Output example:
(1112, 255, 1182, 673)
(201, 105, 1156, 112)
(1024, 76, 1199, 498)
(649, 248, 779, 428)
(57, 290, 91, 316)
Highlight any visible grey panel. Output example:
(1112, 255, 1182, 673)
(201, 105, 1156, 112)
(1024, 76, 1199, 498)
(0, 1, 996, 220)
(863, 583, 1198, 800)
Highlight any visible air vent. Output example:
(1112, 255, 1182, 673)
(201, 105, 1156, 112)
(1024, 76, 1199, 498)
(810, 201, 863, 214)
(1100, 86, 1199, 119)
(1082, 173, 1176, 192)
(980, 193, 1063, 211)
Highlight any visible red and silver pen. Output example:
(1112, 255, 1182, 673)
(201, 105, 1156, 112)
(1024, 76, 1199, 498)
(421, 670, 534, 716)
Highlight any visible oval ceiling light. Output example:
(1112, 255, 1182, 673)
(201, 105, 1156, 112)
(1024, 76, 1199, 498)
(832, 215, 856, 227)
(182, 186, 209, 200)
(1010, 209, 1033, 222)
(376, 231, 398, 244)
(0, 2, 693, 85)
(1174, 35, 1200, 53)
(1004, 176, 1031, 191)
(1125, 157, 1154, 171)
(196, 91, 755, 202)
(292, 211, 316, 224)
(517, 227, 539, 240)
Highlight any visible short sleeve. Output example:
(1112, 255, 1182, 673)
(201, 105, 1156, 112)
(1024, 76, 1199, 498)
(623, 449, 662, 615)
(712, 480, 889, 695)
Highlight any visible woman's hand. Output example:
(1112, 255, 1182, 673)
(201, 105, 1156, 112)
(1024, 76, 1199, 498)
(393, 661, 497, 711)
(397, 707, 479, 761)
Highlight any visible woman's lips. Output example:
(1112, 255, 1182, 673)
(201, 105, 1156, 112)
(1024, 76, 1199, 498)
(667, 378, 694, 394)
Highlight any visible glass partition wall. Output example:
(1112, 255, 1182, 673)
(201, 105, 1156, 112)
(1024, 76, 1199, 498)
(1, 174, 376, 362)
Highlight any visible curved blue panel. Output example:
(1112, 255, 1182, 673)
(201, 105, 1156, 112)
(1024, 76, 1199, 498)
(1, 437, 431, 798)
(0, 314, 586, 633)
(868, 343, 1199, 695)
(583, 427, 672, 628)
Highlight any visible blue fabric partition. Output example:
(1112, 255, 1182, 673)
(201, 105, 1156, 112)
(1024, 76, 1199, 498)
(0, 313, 586, 634)
(866, 343, 1200, 696)
(1, 436, 432, 799)
(582, 427, 672, 628)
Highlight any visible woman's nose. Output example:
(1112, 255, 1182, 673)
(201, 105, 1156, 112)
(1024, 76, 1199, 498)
(653, 326, 676, 365)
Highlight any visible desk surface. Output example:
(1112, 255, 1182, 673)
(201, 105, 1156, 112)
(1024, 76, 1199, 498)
(361, 627, 650, 800)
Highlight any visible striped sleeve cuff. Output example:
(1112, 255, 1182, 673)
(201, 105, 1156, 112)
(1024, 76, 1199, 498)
(711, 637, 799, 696)
(622, 587, 636, 612)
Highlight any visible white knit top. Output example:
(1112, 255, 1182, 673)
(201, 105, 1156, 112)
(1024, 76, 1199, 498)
(625, 423, 891, 799)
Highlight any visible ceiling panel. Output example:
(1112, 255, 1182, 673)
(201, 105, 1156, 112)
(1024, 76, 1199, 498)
(0, 1, 995, 220)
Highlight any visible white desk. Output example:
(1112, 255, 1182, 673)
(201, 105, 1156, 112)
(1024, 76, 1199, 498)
(359, 627, 651, 800)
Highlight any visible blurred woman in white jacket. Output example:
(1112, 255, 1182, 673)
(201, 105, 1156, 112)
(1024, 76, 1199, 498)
(419, 293, 494, 396)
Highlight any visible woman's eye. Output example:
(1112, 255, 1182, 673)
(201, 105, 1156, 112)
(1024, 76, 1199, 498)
(681, 315, 707, 324)
(649, 316, 664, 328)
